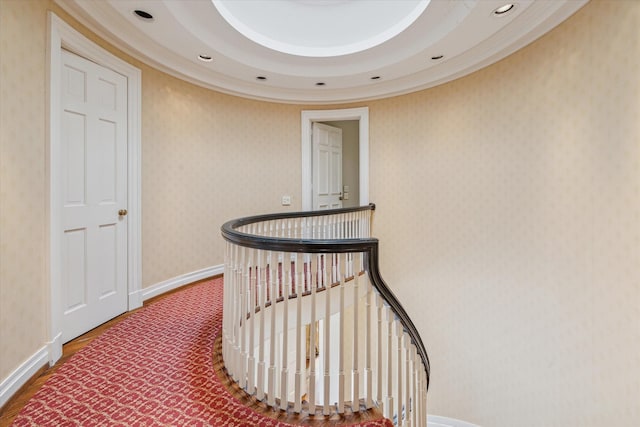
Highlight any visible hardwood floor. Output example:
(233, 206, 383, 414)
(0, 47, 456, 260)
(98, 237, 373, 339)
(0, 278, 386, 426)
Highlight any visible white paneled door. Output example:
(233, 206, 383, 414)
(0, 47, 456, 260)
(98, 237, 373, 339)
(60, 50, 128, 342)
(312, 123, 343, 210)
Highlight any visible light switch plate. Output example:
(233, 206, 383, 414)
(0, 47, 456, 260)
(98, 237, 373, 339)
(281, 195, 291, 206)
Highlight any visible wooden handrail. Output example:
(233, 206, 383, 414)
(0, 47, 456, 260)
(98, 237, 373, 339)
(220, 204, 430, 425)
(220, 203, 430, 387)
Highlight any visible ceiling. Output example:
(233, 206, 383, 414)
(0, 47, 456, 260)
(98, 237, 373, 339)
(56, 0, 588, 104)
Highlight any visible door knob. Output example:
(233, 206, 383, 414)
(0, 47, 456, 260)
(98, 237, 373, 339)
(118, 209, 128, 216)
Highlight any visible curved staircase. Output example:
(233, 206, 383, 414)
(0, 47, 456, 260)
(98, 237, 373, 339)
(221, 204, 430, 426)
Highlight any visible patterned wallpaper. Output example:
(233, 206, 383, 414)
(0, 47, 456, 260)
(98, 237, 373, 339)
(0, 0, 48, 384)
(141, 71, 301, 286)
(1, 0, 638, 425)
(367, 0, 640, 424)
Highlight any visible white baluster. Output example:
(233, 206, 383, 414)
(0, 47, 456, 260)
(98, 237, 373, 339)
(344, 212, 348, 237)
(337, 254, 345, 414)
(416, 363, 423, 427)
(268, 258, 277, 407)
(364, 275, 373, 409)
(372, 287, 384, 407)
(319, 253, 325, 289)
(351, 258, 360, 412)
(308, 254, 317, 415)
(222, 242, 229, 363)
(239, 248, 249, 389)
(329, 214, 334, 239)
(303, 217, 309, 240)
(323, 255, 332, 416)
(404, 333, 411, 427)
(366, 209, 372, 237)
(247, 251, 256, 395)
(226, 246, 234, 378)
(256, 250, 266, 400)
(333, 214, 338, 238)
(231, 242, 238, 366)
(231, 245, 242, 381)
(411, 346, 418, 427)
(304, 253, 311, 294)
(294, 253, 303, 413)
(384, 306, 393, 421)
(423, 370, 428, 427)
(280, 253, 290, 411)
(397, 323, 403, 426)
(322, 215, 327, 240)
(393, 320, 404, 427)
(345, 212, 351, 239)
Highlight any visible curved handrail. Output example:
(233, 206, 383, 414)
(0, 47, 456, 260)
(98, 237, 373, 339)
(221, 204, 376, 253)
(221, 203, 430, 388)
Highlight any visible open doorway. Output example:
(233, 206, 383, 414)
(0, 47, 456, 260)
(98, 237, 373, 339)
(301, 107, 369, 211)
(319, 120, 359, 209)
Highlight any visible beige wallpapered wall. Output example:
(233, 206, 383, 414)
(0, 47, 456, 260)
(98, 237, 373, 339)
(368, 0, 640, 424)
(141, 70, 301, 286)
(0, 0, 49, 384)
(1, 0, 639, 425)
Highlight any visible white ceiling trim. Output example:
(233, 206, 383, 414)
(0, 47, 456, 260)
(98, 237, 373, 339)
(54, 0, 588, 105)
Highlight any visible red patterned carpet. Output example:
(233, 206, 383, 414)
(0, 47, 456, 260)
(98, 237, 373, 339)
(12, 278, 392, 426)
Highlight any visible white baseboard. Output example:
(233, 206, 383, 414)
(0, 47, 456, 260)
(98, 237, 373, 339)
(141, 264, 224, 302)
(128, 288, 143, 310)
(0, 346, 48, 409)
(428, 415, 481, 427)
(47, 332, 63, 366)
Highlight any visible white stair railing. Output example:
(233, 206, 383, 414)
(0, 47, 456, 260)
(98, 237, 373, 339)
(221, 205, 429, 426)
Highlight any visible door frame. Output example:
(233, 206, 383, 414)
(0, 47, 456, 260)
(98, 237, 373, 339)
(47, 12, 142, 365)
(301, 107, 369, 211)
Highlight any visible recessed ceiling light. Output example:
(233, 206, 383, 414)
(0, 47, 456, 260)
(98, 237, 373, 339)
(133, 9, 154, 21)
(315, 82, 326, 86)
(431, 55, 444, 60)
(493, 4, 515, 16)
(371, 76, 381, 80)
(256, 76, 267, 81)
(198, 54, 213, 62)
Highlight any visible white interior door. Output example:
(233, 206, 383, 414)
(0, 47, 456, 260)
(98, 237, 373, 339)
(312, 123, 343, 210)
(60, 49, 128, 342)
